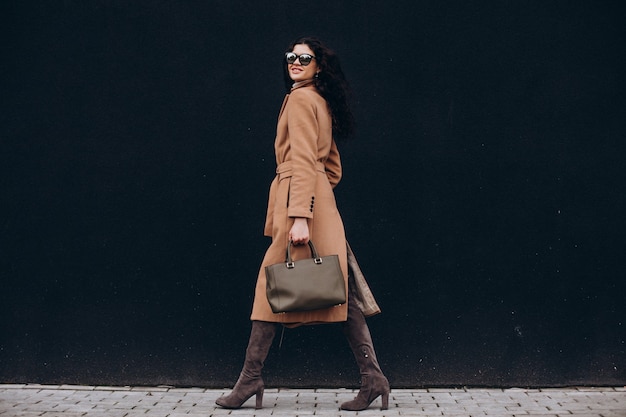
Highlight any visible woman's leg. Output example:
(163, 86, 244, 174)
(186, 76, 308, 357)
(215, 320, 277, 409)
(341, 286, 390, 411)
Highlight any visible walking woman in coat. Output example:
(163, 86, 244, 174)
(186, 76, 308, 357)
(215, 37, 389, 411)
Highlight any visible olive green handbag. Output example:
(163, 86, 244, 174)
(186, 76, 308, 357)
(265, 240, 346, 313)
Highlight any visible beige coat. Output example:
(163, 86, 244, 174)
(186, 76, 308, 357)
(250, 81, 349, 326)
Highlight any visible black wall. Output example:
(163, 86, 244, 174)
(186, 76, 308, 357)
(1, 1, 624, 388)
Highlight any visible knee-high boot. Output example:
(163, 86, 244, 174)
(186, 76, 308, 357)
(341, 288, 390, 411)
(215, 320, 277, 409)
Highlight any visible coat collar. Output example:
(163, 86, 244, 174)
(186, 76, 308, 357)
(290, 79, 316, 91)
(279, 79, 316, 120)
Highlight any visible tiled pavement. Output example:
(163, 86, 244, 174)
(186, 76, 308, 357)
(0, 384, 624, 417)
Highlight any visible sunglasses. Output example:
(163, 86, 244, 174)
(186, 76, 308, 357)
(285, 52, 316, 66)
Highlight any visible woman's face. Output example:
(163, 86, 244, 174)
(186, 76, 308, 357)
(287, 44, 319, 82)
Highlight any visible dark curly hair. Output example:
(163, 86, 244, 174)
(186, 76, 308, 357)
(283, 37, 355, 140)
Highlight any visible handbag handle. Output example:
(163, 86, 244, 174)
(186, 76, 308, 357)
(285, 240, 323, 269)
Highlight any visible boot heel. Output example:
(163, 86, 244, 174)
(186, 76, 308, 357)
(380, 391, 389, 410)
(255, 387, 264, 409)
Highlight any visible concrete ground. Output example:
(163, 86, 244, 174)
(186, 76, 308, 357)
(0, 384, 624, 417)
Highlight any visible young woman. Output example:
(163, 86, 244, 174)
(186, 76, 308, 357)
(215, 36, 389, 411)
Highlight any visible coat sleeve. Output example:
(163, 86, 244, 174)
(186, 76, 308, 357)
(286, 90, 319, 219)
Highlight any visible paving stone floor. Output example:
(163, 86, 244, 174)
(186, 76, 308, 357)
(0, 384, 624, 417)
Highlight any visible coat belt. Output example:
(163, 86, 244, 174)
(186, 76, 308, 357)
(275, 160, 326, 181)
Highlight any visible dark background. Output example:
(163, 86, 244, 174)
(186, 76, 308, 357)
(1, 0, 625, 388)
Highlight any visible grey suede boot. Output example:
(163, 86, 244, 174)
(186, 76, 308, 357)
(215, 320, 277, 409)
(341, 288, 390, 411)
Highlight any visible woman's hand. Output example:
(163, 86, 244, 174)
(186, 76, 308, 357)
(289, 218, 310, 245)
